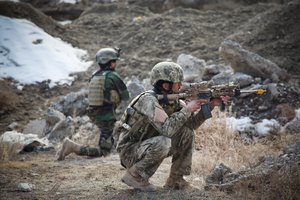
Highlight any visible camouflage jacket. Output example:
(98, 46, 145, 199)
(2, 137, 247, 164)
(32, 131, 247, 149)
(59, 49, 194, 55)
(116, 90, 208, 151)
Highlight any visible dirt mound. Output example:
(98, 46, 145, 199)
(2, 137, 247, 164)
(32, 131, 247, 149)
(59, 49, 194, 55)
(227, 1, 300, 76)
(1, 0, 300, 132)
(0, 2, 61, 37)
(64, 2, 279, 78)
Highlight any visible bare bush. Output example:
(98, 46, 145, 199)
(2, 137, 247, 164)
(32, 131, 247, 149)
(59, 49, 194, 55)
(192, 110, 295, 175)
(0, 80, 19, 107)
(0, 141, 23, 161)
(192, 110, 299, 199)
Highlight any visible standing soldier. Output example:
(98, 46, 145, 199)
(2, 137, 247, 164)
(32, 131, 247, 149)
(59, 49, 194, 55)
(57, 47, 129, 160)
(114, 61, 227, 191)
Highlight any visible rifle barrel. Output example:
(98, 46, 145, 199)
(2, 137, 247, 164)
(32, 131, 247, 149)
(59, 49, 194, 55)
(240, 89, 265, 95)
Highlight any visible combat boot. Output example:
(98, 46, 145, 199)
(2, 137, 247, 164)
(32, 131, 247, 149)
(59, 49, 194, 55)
(57, 138, 81, 160)
(164, 173, 190, 190)
(121, 166, 157, 192)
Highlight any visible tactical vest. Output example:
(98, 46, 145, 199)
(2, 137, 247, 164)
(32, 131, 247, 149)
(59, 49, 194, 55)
(116, 91, 180, 146)
(88, 71, 107, 106)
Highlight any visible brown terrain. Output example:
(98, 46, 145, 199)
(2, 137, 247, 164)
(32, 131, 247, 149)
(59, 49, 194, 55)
(0, 0, 299, 199)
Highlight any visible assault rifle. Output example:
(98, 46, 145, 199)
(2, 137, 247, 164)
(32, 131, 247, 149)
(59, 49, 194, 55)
(157, 81, 265, 118)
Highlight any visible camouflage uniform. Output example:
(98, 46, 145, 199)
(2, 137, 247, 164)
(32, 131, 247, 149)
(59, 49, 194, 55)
(82, 69, 129, 157)
(115, 91, 209, 180)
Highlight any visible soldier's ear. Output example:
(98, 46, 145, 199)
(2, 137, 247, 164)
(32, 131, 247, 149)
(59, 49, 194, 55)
(162, 83, 169, 91)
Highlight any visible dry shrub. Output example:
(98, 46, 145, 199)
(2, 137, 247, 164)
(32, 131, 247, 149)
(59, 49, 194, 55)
(260, 165, 300, 200)
(232, 159, 300, 200)
(278, 104, 296, 120)
(192, 110, 299, 199)
(192, 110, 295, 176)
(0, 141, 23, 162)
(0, 80, 19, 107)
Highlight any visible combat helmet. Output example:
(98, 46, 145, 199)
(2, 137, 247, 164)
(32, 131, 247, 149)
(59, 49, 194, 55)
(150, 61, 184, 85)
(96, 47, 121, 65)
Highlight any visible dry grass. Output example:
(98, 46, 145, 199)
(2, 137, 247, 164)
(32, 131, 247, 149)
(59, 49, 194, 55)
(0, 159, 37, 169)
(0, 80, 19, 107)
(231, 156, 300, 200)
(191, 110, 299, 199)
(260, 166, 300, 200)
(0, 141, 23, 162)
(192, 110, 296, 176)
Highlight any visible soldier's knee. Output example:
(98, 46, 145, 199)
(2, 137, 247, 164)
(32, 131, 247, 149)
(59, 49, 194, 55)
(172, 128, 194, 147)
(156, 136, 171, 156)
(182, 128, 195, 140)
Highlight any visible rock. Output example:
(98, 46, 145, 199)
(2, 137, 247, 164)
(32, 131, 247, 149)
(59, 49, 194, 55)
(211, 72, 253, 87)
(43, 108, 76, 142)
(177, 54, 206, 82)
(258, 105, 268, 111)
(0, 131, 51, 159)
(47, 116, 75, 142)
(8, 122, 18, 131)
(126, 76, 145, 99)
(23, 119, 46, 138)
(51, 89, 88, 117)
(283, 141, 300, 155)
(282, 108, 300, 134)
(204, 64, 232, 76)
(232, 72, 253, 88)
(43, 108, 66, 135)
(142, 78, 152, 91)
(206, 163, 232, 184)
(211, 72, 233, 85)
(219, 40, 290, 82)
(267, 83, 280, 100)
(17, 183, 35, 192)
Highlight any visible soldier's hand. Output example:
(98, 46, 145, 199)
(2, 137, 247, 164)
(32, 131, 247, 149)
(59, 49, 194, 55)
(186, 99, 208, 112)
(210, 96, 230, 109)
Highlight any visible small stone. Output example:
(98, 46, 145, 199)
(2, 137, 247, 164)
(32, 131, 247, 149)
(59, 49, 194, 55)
(17, 183, 34, 192)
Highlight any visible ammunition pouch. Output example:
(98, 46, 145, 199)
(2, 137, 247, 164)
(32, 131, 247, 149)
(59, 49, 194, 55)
(110, 89, 120, 106)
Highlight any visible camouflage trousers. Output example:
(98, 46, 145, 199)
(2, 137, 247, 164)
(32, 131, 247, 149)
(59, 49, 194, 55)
(79, 120, 116, 157)
(81, 108, 116, 157)
(119, 126, 195, 180)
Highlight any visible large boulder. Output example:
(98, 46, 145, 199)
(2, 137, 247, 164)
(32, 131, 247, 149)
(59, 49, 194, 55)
(0, 131, 51, 160)
(51, 89, 89, 117)
(219, 40, 290, 82)
(177, 54, 206, 82)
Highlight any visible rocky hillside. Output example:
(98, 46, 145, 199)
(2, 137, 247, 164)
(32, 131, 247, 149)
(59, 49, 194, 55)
(0, 0, 299, 133)
(0, 1, 299, 200)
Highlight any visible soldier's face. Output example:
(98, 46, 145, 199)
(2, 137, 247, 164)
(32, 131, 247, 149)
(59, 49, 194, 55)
(110, 61, 117, 70)
(172, 82, 182, 93)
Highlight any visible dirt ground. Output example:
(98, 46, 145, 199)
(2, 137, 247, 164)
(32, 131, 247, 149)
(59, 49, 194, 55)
(0, 0, 300, 199)
(1, 151, 242, 200)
